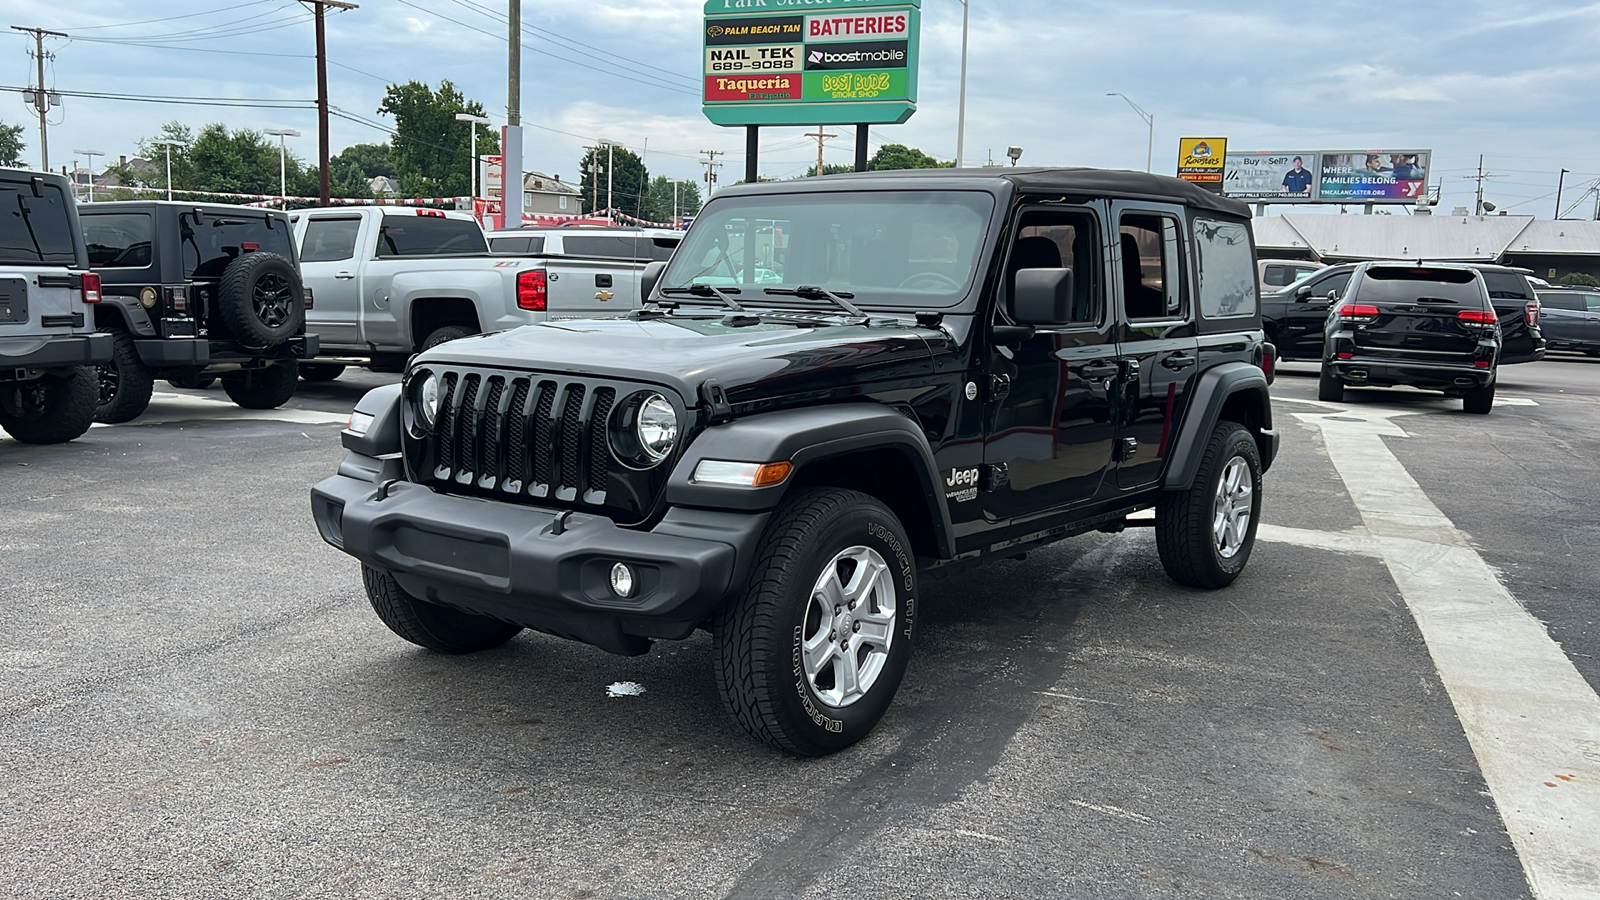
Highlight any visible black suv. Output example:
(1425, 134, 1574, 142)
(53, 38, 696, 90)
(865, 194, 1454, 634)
(312, 169, 1278, 755)
(79, 202, 318, 422)
(1318, 263, 1500, 413)
(1533, 288, 1600, 355)
(1264, 261, 1544, 364)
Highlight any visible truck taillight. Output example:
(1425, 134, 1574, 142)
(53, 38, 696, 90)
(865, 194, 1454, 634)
(1458, 309, 1497, 326)
(1525, 300, 1539, 327)
(517, 270, 547, 311)
(80, 272, 102, 304)
(417, 209, 445, 218)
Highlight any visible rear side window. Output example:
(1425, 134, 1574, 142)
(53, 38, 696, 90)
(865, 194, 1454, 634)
(83, 213, 153, 268)
(1263, 265, 1296, 287)
(1481, 272, 1533, 300)
(1538, 292, 1585, 311)
(0, 179, 78, 265)
(180, 212, 296, 279)
(563, 235, 647, 259)
(489, 236, 544, 254)
(1356, 267, 1485, 306)
(1192, 218, 1256, 318)
(376, 215, 487, 257)
(300, 217, 361, 262)
(1119, 213, 1185, 320)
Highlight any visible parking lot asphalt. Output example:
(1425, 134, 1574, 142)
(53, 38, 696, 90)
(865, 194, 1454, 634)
(4, 357, 1598, 899)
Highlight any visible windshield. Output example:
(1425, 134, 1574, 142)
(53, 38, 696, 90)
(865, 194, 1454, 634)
(659, 190, 995, 309)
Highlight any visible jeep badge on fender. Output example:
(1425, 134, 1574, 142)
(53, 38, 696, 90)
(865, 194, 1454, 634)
(312, 168, 1278, 756)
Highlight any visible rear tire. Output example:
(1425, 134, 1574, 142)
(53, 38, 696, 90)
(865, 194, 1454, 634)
(1463, 381, 1495, 415)
(421, 325, 476, 352)
(363, 565, 522, 653)
(1317, 363, 1345, 402)
(299, 362, 346, 382)
(713, 488, 917, 756)
(0, 367, 97, 444)
(221, 361, 298, 410)
(94, 330, 155, 424)
(1156, 421, 1263, 589)
(367, 354, 407, 374)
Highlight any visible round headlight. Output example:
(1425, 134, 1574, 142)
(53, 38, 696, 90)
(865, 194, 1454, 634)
(635, 393, 678, 463)
(417, 372, 441, 429)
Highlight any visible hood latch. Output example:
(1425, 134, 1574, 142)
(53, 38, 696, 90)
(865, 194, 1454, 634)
(700, 379, 734, 425)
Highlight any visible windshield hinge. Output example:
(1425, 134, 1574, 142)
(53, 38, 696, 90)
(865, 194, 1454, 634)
(700, 379, 734, 425)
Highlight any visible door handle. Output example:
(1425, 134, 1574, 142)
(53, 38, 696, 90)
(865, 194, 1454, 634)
(334, 271, 355, 280)
(1075, 361, 1119, 381)
(1161, 353, 1196, 371)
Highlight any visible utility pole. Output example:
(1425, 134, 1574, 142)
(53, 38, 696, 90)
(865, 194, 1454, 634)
(1471, 155, 1497, 217)
(11, 26, 65, 171)
(1555, 168, 1568, 220)
(700, 149, 723, 197)
(299, 1, 357, 207)
(590, 146, 599, 214)
(955, 0, 969, 168)
(504, 0, 524, 229)
(804, 126, 838, 177)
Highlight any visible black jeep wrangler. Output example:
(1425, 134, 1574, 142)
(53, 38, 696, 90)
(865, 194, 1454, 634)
(78, 201, 318, 422)
(312, 169, 1278, 755)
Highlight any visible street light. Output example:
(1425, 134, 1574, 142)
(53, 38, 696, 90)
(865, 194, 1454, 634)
(599, 140, 620, 223)
(455, 113, 491, 205)
(1007, 146, 1023, 166)
(73, 149, 103, 203)
(1106, 92, 1154, 173)
(264, 128, 300, 210)
(151, 139, 186, 201)
(955, 0, 970, 169)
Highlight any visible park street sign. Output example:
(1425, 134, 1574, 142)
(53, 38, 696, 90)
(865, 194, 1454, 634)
(702, 0, 921, 127)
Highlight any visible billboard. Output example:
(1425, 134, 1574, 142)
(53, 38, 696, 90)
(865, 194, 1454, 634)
(1177, 138, 1227, 193)
(1223, 151, 1319, 201)
(1220, 149, 1430, 204)
(1315, 151, 1430, 202)
(702, 0, 921, 127)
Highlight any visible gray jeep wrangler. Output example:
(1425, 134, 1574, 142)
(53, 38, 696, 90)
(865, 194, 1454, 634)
(313, 168, 1278, 755)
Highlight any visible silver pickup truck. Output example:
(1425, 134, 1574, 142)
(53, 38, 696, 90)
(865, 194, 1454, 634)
(294, 208, 664, 377)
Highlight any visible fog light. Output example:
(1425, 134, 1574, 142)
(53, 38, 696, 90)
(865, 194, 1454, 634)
(609, 562, 635, 598)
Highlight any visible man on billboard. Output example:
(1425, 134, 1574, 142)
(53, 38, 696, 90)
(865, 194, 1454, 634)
(1281, 157, 1313, 195)
(1391, 154, 1423, 181)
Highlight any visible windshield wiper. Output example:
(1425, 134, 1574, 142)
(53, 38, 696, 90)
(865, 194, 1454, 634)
(659, 283, 745, 311)
(764, 285, 867, 319)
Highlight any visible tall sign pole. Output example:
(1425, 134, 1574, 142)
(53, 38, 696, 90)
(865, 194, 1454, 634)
(301, 1, 357, 207)
(504, 0, 525, 229)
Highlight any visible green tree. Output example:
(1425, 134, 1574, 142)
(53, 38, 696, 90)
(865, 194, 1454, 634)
(805, 163, 854, 177)
(579, 145, 652, 220)
(104, 121, 316, 203)
(0, 119, 25, 168)
(647, 175, 701, 222)
(330, 142, 395, 200)
(1558, 272, 1600, 287)
(379, 80, 498, 199)
(868, 144, 954, 171)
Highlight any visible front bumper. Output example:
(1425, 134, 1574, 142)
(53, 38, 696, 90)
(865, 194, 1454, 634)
(311, 455, 767, 656)
(0, 332, 112, 371)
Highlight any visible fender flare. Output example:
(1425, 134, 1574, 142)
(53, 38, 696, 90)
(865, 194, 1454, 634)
(93, 295, 156, 337)
(1162, 362, 1276, 491)
(339, 383, 403, 458)
(665, 404, 955, 558)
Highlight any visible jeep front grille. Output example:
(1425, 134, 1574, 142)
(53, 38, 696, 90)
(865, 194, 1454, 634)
(405, 367, 676, 524)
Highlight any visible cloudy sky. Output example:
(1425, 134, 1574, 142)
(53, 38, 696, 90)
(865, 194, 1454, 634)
(4, 0, 1599, 216)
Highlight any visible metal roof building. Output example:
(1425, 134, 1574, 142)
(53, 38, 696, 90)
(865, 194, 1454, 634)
(1255, 214, 1600, 281)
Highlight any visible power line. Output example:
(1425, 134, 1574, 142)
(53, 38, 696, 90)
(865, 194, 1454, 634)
(75, 5, 304, 43)
(443, 0, 697, 88)
(0, 85, 317, 108)
(59, 1, 280, 32)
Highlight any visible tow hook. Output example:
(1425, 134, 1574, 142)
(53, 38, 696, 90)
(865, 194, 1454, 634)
(372, 479, 398, 502)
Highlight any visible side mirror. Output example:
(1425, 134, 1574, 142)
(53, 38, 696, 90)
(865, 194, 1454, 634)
(1325, 289, 1340, 303)
(1294, 285, 1313, 302)
(640, 261, 667, 303)
(1009, 268, 1075, 325)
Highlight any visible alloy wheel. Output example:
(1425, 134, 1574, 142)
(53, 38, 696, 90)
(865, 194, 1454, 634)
(800, 545, 898, 709)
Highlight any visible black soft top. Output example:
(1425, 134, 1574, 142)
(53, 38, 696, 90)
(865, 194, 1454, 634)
(723, 166, 1249, 218)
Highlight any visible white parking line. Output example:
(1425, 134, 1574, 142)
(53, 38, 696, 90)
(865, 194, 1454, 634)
(1283, 408, 1600, 899)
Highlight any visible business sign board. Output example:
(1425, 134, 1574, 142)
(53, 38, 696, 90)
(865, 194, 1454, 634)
(702, 0, 921, 127)
(1176, 137, 1227, 193)
(1219, 149, 1431, 204)
(1223, 151, 1320, 201)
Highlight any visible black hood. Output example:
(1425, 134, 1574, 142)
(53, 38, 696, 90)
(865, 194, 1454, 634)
(414, 315, 944, 405)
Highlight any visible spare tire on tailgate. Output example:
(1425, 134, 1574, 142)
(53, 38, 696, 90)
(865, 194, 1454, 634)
(217, 251, 304, 348)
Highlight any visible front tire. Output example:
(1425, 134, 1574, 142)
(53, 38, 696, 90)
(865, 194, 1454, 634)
(1463, 381, 1495, 415)
(421, 325, 476, 352)
(299, 362, 346, 382)
(221, 361, 298, 410)
(94, 330, 156, 424)
(1156, 421, 1263, 589)
(1317, 363, 1345, 402)
(713, 488, 918, 756)
(0, 367, 97, 444)
(363, 565, 522, 653)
